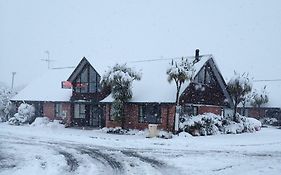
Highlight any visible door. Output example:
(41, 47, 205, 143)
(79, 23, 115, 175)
(90, 106, 103, 127)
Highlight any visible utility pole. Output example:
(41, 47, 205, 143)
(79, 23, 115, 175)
(11, 72, 16, 89)
(40, 50, 55, 69)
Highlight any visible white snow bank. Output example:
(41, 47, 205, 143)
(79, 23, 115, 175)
(178, 131, 193, 138)
(30, 117, 64, 129)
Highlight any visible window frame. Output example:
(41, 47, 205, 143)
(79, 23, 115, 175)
(55, 103, 62, 118)
(181, 105, 198, 116)
(73, 65, 100, 93)
(108, 105, 116, 121)
(138, 104, 162, 124)
(74, 104, 86, 119)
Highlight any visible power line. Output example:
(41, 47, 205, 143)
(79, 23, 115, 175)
(253, 79, 281, 82)
(129, 54, 213, 63)
(51, 66, 76, 70)
(47, 54, 213, 69)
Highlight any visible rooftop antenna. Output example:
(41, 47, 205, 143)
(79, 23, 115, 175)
(40, 50, 55, 69)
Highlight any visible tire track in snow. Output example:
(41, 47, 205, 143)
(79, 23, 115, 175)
(0, 142, 17, 171)
(58, 150, 79, 172)
(121, 150, 183, 175)
(80, 147, 124, 175)
(0, 136, 81, 173)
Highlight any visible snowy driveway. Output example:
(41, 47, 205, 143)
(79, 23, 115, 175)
(0, 132, 182, 175)
(1, 124, 281, 175)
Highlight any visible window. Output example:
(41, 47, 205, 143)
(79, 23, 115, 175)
(197, 67, 205, 84)
(74, 104, 86, 119)
(181, 105, 198, 116)
(194, 65, 215, 85)
(73, 65, 100, 93)
(55, 103, 62, 118)
(80, 68, 88, 93)
(139, 104, 161, 124)
(109, 105, 117, 121)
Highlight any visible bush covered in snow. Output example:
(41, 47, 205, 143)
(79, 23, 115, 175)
(0, 87, 16, 122)
(8, 103, 35, 125)
(179, 113, 261, 136)
(260, 117, 279, 126)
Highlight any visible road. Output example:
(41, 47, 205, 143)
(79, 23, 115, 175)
(1, 126, 281, 175)
(0, 133, 183, 175)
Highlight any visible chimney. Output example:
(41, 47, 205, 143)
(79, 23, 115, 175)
(193, 49, 200, 64)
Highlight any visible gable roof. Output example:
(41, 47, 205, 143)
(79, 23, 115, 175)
(67, 57, 100, 82)
(208, 58, 234, 108)
(11, 68, 74, 102)
(179, 57, 234, 107)
(101, 55, 212, 103)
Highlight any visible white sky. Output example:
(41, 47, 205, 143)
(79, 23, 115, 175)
(1, 0, 281, 88)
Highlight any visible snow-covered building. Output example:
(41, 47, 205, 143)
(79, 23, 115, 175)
(11, 51, 281, 130)
(11, 58, 110, 127)
(102, 52, 234, 131)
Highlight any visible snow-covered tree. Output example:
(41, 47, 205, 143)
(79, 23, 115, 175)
(241, 92, 254, 116)
(167, 57, 195, 105)
(101, 64, 141, 128)
(167, 57, 196, 133)
(251, 86, 269, 118)
(0, 87, 16, 122)
(227, 72, 252, 121)
(9, 103, 35, 125)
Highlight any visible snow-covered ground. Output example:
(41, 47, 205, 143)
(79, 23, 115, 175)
(0, 123, 281, 175)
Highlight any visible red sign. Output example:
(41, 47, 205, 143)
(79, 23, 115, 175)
(61, 81, 73, 89)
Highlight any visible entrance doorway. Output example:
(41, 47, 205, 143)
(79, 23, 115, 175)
(89, 105, 104, 128)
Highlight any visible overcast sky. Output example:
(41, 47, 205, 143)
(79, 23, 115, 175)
(1, 0, 281, 88)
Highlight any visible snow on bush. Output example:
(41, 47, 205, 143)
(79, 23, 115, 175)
(0, 87, 16, 122)
(9, 103, 35, 125)
(223, 121, 244, 134)
(179, 113, 222, 136)
(180, 113, 261, 136)
(30, 117, 64, 128)
(260, 117, 279, 126)
(244, 117, 262, 132)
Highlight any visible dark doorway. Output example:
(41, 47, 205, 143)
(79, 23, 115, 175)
(88, 105, 104, 127)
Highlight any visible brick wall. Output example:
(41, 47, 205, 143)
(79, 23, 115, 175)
(237, 107, 266, 119)
(105, 103, 176, 131)
(198, 105, 222, 115)
(62, 103, 71, 125)
(43, 102, 55, 120)
(43, 102, 71, 122)
(247, 108, 266, 119)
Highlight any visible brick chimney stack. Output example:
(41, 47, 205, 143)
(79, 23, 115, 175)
(195, 49, 200, 59)
(193, 48, 200, 64)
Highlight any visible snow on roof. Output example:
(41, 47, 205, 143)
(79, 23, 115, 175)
(102, 56, 211, 103)
(11, 68, 74, 102)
